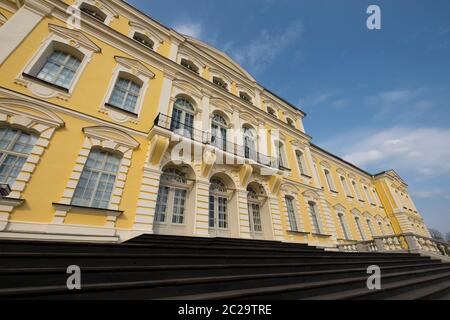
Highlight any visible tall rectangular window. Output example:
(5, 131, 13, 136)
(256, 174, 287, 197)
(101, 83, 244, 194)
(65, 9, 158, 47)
(338, 213, 350, 240)
(340, 176, 351, 196)
(364, 186, 375, 204)
(72, 149, 121, 209)
(352, 181, 362, 200)
(109, 77, 142, 113)
(285, 196, 298, 231)
(172, 189, 187, 224)
(37, 50, 81, 89)
(295, 151, 306, 175)
(154, 185, 170, 222)
(0, 127, 37, 186)
(324, 169, 336, 192)
(309, 202, 321, 234)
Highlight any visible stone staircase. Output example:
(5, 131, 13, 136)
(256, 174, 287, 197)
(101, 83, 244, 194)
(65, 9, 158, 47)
(0, 234, 449, 300)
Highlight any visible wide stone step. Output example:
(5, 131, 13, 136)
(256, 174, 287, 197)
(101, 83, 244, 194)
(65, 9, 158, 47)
(0, 260, 441, 290)
(1, 264, 449, 299)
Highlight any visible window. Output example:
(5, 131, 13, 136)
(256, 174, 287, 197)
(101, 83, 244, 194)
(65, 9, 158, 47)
(309, 201, 321, 234)
(211, 113, 228, 151)
(286, 118, 295, 128)
(239, 92, 252, 104)
(243, 126, 256, 160)
(338, 213, 350, 240)
(367, 219, 376, 237)
(354, 216, 366, 240)
(79, 2, 107, 22)
(209, 178, 228, 229)
(72, 148, 121, 209)
(364, 185, 375, 204)
(267, 107, 276, 117)
(324, 169, 336, 192)
(247, 186, 262, 232)
(285, 196, 298, 231)
(295, 150, 307, 175)
(35, 50, 81, 89)
(133, 32, 154, 49)
(0, 127, 37, 186)
(171, 97, 195, 138)
(276, 141, 286, 169)
(180, 58, 199, 74)
(340, 176, 351, 197)
(154, 168, 189, 224)
(373, 189, 381, 206)
(352, 180, 362, 200)
(212, 77, 228, 90)
(108, 76, 142, 114)
(378, 221, 385, 236)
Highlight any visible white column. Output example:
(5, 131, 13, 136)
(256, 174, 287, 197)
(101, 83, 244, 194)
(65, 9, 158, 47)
(156, 73, 175, 115)
(0, 0, 53, 64)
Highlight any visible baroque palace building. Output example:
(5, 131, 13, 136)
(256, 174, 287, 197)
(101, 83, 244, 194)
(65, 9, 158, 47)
(0, 0, 432, 249)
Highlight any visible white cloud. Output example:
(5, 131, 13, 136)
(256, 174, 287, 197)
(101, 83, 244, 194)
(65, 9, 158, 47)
(173, 22, 203, 39)
(228, 21, 303, 72)
(322, 127, 450, 177)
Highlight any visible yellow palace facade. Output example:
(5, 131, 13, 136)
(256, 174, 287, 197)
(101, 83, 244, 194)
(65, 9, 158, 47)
(0, 0, 436, 253)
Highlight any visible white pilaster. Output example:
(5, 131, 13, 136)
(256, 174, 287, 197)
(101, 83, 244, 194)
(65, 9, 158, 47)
(268, 196, 284, 241)
(236, 188, 251, 239)
(194, 179, 210, 236)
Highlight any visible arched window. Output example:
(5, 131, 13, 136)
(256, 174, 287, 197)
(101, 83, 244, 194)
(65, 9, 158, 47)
(133, 32, 154, 49)
(338, 212, 350, 240)
(35, 49, 82, 89)
(354, 216, 366, 240)
(79, 2, 107, 22)
(309, 201, 321, 234)
(367, 218, 376, 237)
(295, 150, 306, 175)
(247, 185, 262, 232)
(212, 77, 228, 90)
(285, 196, 298, 231)
(0, 127, 37, 186)
(209, 178, 228, 230)
(239, 92, 252, 104)
(154, 167, 189, 224)
(72, 148, 121, 209)
(171, 97, 195, 138)
(243, 126, 256, 160)
(108, 73, 142, 113)
(211, 113, 228, 151)
(267, 107, 276, 117)
(340, 176, 351, 197)
(286, 118, 295, 128)
(180, 58, 199, 74)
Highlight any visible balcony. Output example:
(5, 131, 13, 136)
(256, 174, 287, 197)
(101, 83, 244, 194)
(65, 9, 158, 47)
(153, 113, 283, 170)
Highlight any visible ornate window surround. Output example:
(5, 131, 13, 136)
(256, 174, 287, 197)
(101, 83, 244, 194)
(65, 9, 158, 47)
(99, 56, 155, 124)
(128, 21, 164, 52)
(53, 126, 139, 228)
(17, 24, 101, 100)
(74, 0, 118, 26)
(0, 98, 64, 230)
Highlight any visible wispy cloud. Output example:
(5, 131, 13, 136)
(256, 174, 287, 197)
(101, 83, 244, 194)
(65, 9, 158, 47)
(333, 127, 450, 177)
(173, 22, 203, 39)
(299, 90, 340, 108)
(412, 190, 450, 200)
(226, 21, 303, 73)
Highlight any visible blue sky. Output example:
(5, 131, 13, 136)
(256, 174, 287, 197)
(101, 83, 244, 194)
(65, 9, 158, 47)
(127, 0, 450, 234)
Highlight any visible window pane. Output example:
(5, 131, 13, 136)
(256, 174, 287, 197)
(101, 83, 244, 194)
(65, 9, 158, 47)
(218, 197, 228, 228)
(154, 186, 169, 222)
(208, 195, 215, 228)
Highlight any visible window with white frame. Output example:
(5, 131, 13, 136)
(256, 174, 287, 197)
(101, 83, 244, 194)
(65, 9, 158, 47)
(276, 140, 287, 169)
(239, 91, 252, 104)
(367, 218, 376, 237)
(340, 176, 351, 197)
(180, 58, 199, 74)
(373, 188, 382, 206)
(212, 76, 228, 91)
(352, 180, 362, 200)
(378, 220, 385, 236)
(286, 118, 295, 128)
(364, 185, 375, 204)
(209, 178, 229, 229)
(171, 97, 195, 139)
(211, 113, 228, 152)
(308, 201, 321, 234)
(0, 127, 37, 186)
(72, 148, 121, 209)
(354, 216, 366, 240)
(79, 2, 107, 23)
(133, 32, 154, 50)
(108, 73, 143, 114)
(154, 168, 189, 224)
(295, 150, 307, 175)
(285, 196, 298, 232)
(324, 169, 336, 192)
(338, 212, 350, 240)
(243, 126, 257, 160)
(247, 185, 262, 232)
(267, 107, 277, 117)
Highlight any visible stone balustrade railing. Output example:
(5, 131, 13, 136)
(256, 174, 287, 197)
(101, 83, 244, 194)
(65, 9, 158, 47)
(337, 233, 450, 259)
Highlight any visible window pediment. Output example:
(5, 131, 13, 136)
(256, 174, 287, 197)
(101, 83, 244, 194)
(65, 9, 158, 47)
(48, 24, 101, 53)
(114, 56, 155, 79)
(82, 126, 140, 150)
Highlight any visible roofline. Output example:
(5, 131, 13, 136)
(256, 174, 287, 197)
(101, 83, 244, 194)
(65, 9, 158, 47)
(263, 87, 307, 117)
(310, 143, 373, 177)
